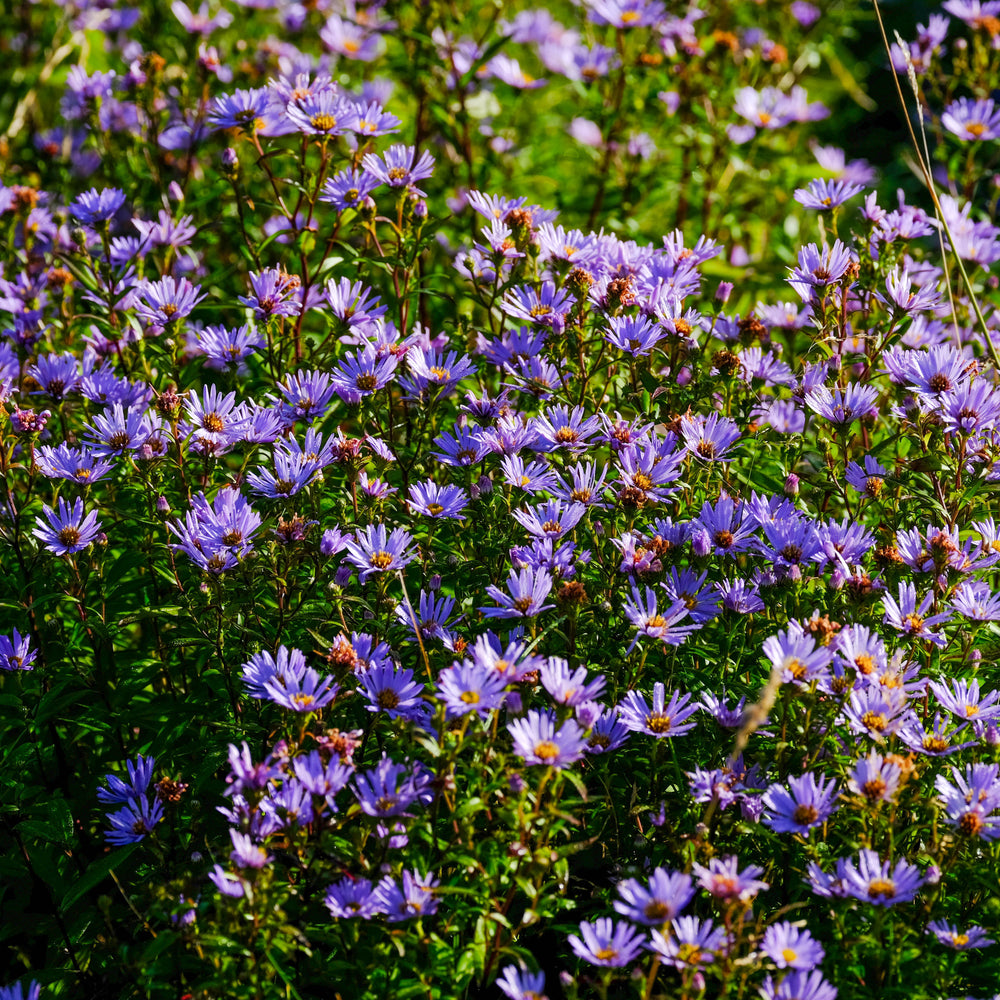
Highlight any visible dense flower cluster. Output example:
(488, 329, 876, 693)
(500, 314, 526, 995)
(3, 0, 1000, 999)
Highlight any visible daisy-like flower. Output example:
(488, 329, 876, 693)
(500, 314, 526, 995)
(941, 97, 1000, 141)
(134, 275, 205, 328)
(97, 755, 156, 804)
(927, 920, 995, 950)
(568, 917, 647, 967)
(361, 144, 435, 196)
(883, 582, 952, 646)
(0, 628, 36, 672)
(263, 667, 338, 713)
(33, 497, 102, 556)
(331, 347, 399, 400)
(763, 627, 833, 687)
(787, 239, 854, 299)
(238, 268, 300, 320)
(36, 442, 115, 485)
(325, 876, 381, 919)
(480, 566, 555, 619)
(691, 856, 769, 901)
(613, 868, 694, 925)
(935, 763, 1000, 839)
(761, 922, 825, 970)
(353, 755, 424, 819)
(879, 265, 942, 314)
(539, 658, 606, 707)
(951, 580, 1000, 620)
(320, 166, 381, 212)
(845, 455, 886, 497)
(373, 870, 439, 922)
(763, 772, 840, 834)
(617, 682, 701, 738)
(359, 663, 427, 723)
(407, 481, 468, 519)
(650, 916, 727, 970)
(496, 965, 548, 1000)
(209, 87, 269, 131)
(286, 89, 351, 136)
(805, 383, 878, 424)
(846, 751, 903, 803)
(794, 178, 864, 211)
(71, 186, 126, 224)
(604, 314, 666, 357)
(105, 796, 164, 846)
(344, 524, 417, 581)
(437, 661, 507, 719)
(680, 412, 741, 461)
(758, 970, 837, 1000)
(929, 677, 1000, 724)
(507, 709, 586, 768)
(511, 499, 587, 539)
(622, 586, 698, 652)
(839, 849, 925, 906)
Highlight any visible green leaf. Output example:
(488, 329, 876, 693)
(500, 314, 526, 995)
(60, 844, 139, 911)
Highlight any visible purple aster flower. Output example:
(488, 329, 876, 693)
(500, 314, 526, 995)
(662, 567, 720, 623)
(33, 497, 102, 556)
(0, 982, 41, 1000)
(372, 870, 438, 922)
(551, 460, 610, 509)
(841, 687, 911, 739)
(286, 89, 352, 136)
(846, 751, 903, 803)
(209, 87, 269, 131)
(183, 385, 248, 450)
(762, 922, 825, 970)
(345, 524, 417, 581)
(105, 796, 164, 846)
(263, 667, 338, 713)
(794, 178, 864, 211)
(927, 920, 995, 950)
(845, 455, 886, 497)
(358, 663, 427, 723)
(332, 347, 399, 401)
(568, 917, 646, 967)
(650, 916, 727, 971)
(97, 755, 156, 804)
(604, 314, 666, 357)
(134, 275, 205, 328)
(320, 166, 382, 212)
(395, 590, 460, 648)
(501, 282, 573, 335)
(616, 438, 684, 502)
(622, 587, 698, 652)
(617, 683, 700, 738)
(758, 970, 837, 1000)
(407, 481, 468, 519)
(734, 86, 796, 129)
(805, 383, 879, 424)
(840, 849, 925, 906)
(539, 657, 606, 707)
(0, 628, 36, 672)
(353, 755, 424, 818)
(951, 580, 1000, 620)
(325, 876, 381, 919)
(208, 864, 246, 898)
(680, 412, 741, 461)
(511, 499, 587, 539)
(763, 626, 833, 687)
(350, 101, 402, 138)
(229, 830, 272, 870)
(787, 239, 855, 299)
(531, 405, 602, 454)
(271, 370, 338, 424)
(714, 578, 766, 613)
(879, 265, 942, 314)
(585, 709, 631, 754)
(930, 677, 1000, 724)
(762, 772, 840, 834)
(693, 494, 756, 556)
(897, 712, 976, 757)
(480, 566, 555, 618)
(196, 324, 263, 369)
(238, 268, 299, 320)
(402, 347, 477, 400)
(614, 868, 694, 925)
(942, 97, 1000, 141)
(883, 582, 952, 645)
(437, 661, 507, 719)
(362, 144, 435, 196)
(508, 708, 586, 768)
(691, 856, 769, 901)
(939, 379, 1000, 435)
(71, 186, 126, 224)
(496, 965, 548, 1000)
(935, 763, 1000, 839)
